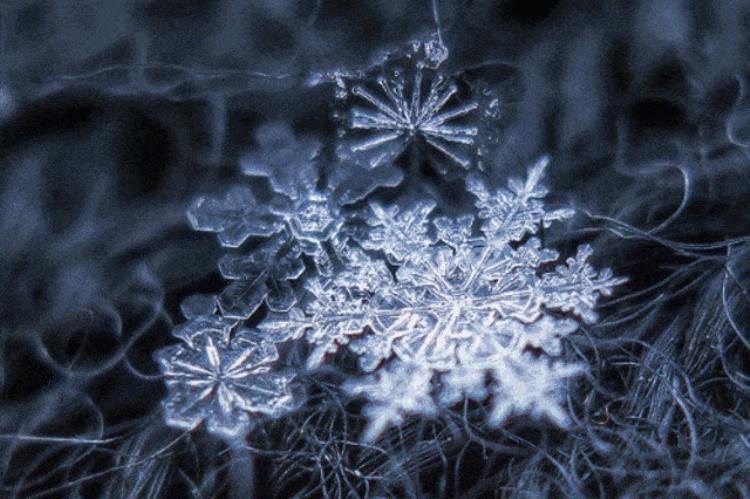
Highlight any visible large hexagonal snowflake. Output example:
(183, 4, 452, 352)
(259, 157, 626, 440)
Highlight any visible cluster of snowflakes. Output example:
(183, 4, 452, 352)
(155, 39, 625, 442)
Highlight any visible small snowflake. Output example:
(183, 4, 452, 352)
(487, 354, 584, 427)
(155, 323, 297, 439)
(189, 122, 402, 318)
(324, 35, 508, 175)
(337, 62, 481, 174)
(343, 362, 436, 442)
(334, 36, 494, 178)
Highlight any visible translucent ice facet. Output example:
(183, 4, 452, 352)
(156, 326, 296, 439)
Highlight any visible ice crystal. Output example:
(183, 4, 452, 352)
(336, 60, 481, 174)
(155, 297, 297, 439)
(485, 354, 584, 427)
(342, 362, 436, 442)
(260, 248, 393, 368)
(421, 35, 450, 69)
(465, 157, 575, 245)
(188, 122, 402, 319)
(260, 157, 626, 439)
(215, 233, 304, 318)
(360, 199, 436, 264)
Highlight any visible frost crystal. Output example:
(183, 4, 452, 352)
(422, 35, 449, 69)
(261, 157, 626, 439)
(336, 55, 483, 174)
(342, 362, 436, 442)
(360, 200, 436, 264)
(188, 122, 402, 318)
(155, 297, 297, 439)
(260, 248, 393, 369)
(486, 354, 584, 427)
(346, 66, 478, 169)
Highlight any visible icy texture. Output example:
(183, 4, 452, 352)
(361, 200, 436, 264)
(342, 362, 436, 442)
(486, 354, 584, 427)
(261, 157, 626, 439)
(155, 297, 296, 439)
(335, 41, 484, 175)
(260, 248, 393, 369)
(421, 35, 450, 69)
(465, 159, 576, 245)
(188, 122, 402, 319)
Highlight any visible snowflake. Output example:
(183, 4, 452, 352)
(336, 62, 481, 174)
(155, 299, 297, 439)
(486, 354, 584, 427)
(188, 122, 402, 318)
(346, 158, 622, 373)
(342, 362, 436, 442)
(260, 158, 626, 440)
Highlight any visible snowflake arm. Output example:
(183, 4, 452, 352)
(327, 163, 404, 206)
(240, 122, 320, 201)
(179, 293, 221, 319)
(438, 364, 489, 407)
(466, 156, 575, 245)
(170, 294, 237, 346)
(259, 283, 373, 369)
(538, 245, 628, 324)
(511, 316, 580, 356)
(257, 307, 309, 342)
(188, 188, 310, 319)
(216, 235, 304, 319)
(349, 333, 394, 372)
(258, 249, 395, 369)
(360, 199, 436, 264)
(188, 186, 283, 248)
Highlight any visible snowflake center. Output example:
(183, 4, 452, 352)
(453, 295, 475, 311)
(290, 198, 338, 239)
(207, 365, 229, 383)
